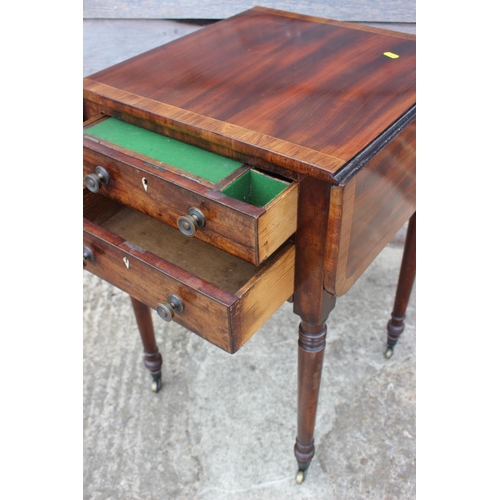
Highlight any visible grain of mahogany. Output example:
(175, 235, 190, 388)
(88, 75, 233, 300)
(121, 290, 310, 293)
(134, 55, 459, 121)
(325, 120, 416, 296)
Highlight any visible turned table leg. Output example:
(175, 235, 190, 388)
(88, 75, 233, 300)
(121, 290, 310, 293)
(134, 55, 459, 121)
(292, 176, 336, 483)
(294, 318, 331, 484)
(130, 296, 163, 392)
(386, 212, 416, 358)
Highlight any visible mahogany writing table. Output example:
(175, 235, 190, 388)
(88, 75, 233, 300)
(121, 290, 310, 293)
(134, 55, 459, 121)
(83, 6, 415, 484)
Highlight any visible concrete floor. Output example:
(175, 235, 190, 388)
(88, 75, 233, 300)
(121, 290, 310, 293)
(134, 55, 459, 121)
(83, 232, 416, 500)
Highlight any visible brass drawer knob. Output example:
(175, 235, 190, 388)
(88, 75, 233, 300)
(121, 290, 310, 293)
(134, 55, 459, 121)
(84, 166, 110, 193)
(83, 246, 95, 268)
(177, 208, 206, 236)
(156, 294, 184, 322)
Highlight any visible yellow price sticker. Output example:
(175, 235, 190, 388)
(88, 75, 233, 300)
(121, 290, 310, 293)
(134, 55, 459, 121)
(383, 52, 400, 59)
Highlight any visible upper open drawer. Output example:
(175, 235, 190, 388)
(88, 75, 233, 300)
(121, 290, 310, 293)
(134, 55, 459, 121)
(83, 116, 298, 265)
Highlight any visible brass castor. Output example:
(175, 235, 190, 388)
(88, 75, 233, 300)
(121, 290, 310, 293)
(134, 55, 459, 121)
(151, 378, 162, 393)
(385, 346, 393, 359)
(296, 470, 305, 485)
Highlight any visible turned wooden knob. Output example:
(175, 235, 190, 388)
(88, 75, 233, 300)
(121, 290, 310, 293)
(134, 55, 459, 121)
(177, 208, 206, 236)
(83, 246, 95, 268)
(84, 166, 110, 193)
(156, 294, 184, 321)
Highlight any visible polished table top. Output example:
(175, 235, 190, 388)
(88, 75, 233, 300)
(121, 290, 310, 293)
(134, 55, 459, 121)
(84, 6, 416, 183)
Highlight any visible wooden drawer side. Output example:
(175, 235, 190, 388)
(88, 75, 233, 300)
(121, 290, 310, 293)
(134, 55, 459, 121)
(230, 244, 295, 351)
(257, 182, 298, 262)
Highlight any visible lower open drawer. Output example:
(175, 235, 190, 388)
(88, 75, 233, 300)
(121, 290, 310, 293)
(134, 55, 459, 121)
(83, 191, 295, 353)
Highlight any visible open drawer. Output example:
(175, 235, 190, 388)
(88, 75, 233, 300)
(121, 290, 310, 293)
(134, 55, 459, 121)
(83, 190, 295, 353)
(83, 116, 298, 265)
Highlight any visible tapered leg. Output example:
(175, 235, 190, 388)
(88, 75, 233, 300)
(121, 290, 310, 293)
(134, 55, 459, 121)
(386, 212, 416, 358)
(292, 177, 337, 483)
(130, 296, 163, 392)
(294, 319, 329, 483)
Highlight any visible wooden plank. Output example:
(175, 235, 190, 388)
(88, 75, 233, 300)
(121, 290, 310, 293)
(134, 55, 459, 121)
(362, 22, 416, 34)
(255, 6, 415, 39)
(83, 20, 202, 77)
(84, 1, 416, 22)
(84, 20, 415, 77)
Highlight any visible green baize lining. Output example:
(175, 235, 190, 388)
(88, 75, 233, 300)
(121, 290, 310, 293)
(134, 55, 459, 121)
(85, 118, 243, 184)
(222, 170, 287, 208)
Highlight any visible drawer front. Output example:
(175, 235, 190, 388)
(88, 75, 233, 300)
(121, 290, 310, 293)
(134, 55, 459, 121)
(83, 193, 295, 353)
(83, 117, 298, 265)
(84, 145, 258, 263)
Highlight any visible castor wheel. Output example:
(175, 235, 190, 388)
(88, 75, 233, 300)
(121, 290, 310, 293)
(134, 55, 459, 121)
(151, 378, 162, 393)
(296, 469, 306, 485)
(385, 346, 393, 359)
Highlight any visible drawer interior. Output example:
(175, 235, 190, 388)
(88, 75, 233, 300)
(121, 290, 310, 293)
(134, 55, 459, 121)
(84, 117, 293, 207)
(85, 117, 244, 184)
(85, 193, 263, 295)
(221, 169, 289, 207)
